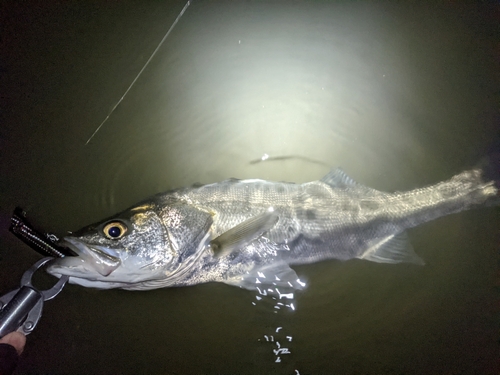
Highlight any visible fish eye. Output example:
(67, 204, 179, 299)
(102, 221, 128, 240)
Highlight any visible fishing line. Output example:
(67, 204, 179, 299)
(85, 0, 192, 145)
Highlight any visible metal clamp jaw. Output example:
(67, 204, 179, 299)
(0, 258, 68, 338)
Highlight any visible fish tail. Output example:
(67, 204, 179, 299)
(477, 142, 500, 194)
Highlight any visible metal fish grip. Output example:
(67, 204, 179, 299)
(0, 258, 68, 338)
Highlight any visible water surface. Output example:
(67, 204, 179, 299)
(1, 1, 498, 374)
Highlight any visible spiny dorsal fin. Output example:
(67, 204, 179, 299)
(320, 168, 358, 187)
(320, 168, 385, 197)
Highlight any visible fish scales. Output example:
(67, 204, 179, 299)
(171, 170, 494, 265)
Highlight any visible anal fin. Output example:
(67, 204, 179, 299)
(357, 232, 425, 265)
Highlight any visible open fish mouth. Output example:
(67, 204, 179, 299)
(49, 237, 121, 277)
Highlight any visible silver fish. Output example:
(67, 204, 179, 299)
(47, 166, 498, 291)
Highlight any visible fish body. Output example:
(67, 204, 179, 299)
(47, 167, 498, 291)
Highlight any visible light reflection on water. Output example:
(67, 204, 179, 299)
(248, 265, 306, 370)
(252, 280, 300, 371)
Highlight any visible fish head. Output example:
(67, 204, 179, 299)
(47, 199, 213, 289)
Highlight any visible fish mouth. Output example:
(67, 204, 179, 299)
(48, 237, 121, 277)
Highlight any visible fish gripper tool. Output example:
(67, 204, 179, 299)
(0, 257, 68, 338)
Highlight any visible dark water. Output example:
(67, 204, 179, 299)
(1, 1, 498, 374)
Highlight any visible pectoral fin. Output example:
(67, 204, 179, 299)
(357, 232, 425, 265)
(210, 210, 279, 257)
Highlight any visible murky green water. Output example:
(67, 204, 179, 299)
(1, 1, 498, 374)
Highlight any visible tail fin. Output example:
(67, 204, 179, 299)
(478, 141, 500, 192)
(474, 139, 500, 207)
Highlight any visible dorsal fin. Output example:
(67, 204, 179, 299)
(320, 168, 358, 187)
(320, 168, 385, 197)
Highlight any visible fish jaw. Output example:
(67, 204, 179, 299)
(46, 236, 178, 288)
(46, 237, 122, 281)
